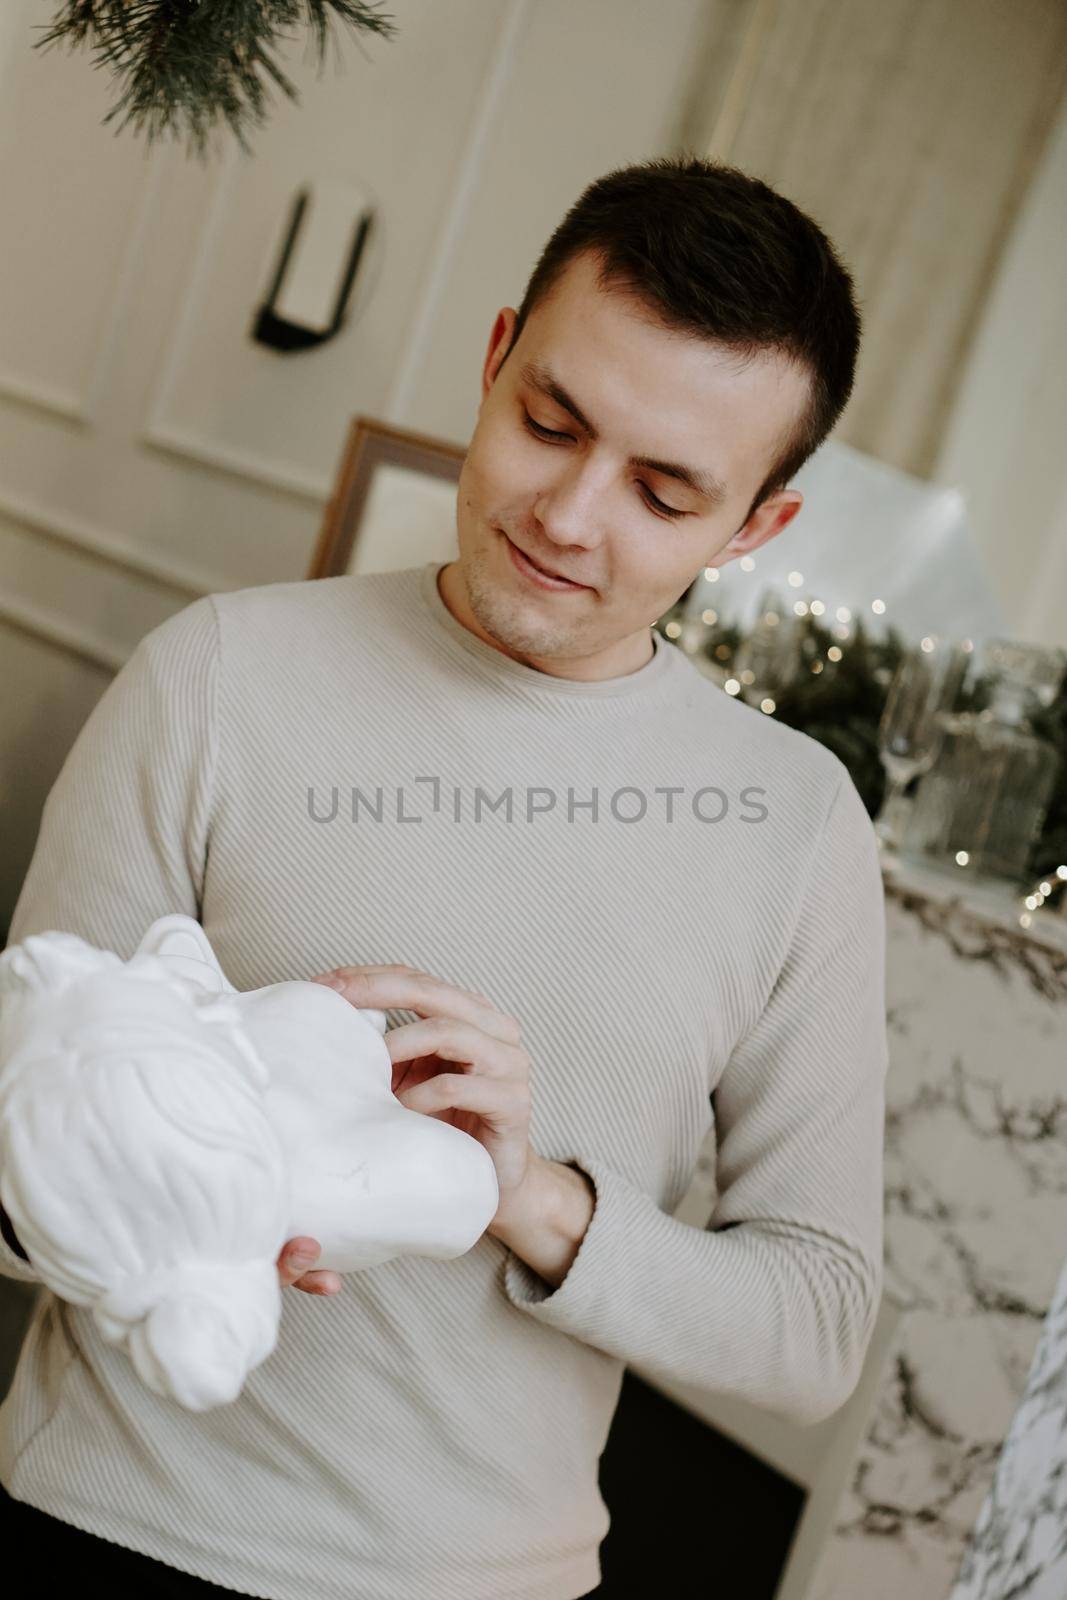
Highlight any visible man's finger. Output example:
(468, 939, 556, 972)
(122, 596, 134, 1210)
(293, 1270, 341, 1295)
(398, 1071, 528, 1122)
(277, 1237, 339, 1293)
(315, 966, 497, 1014)
(384, 1017, 528, 1079)
(315, 970, 521, 1045)
(318, 963, 493, 1008)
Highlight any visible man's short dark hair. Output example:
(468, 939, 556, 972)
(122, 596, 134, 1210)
(504, 156, 862, 528)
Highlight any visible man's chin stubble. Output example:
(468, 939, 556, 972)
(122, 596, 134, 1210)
(465, 561, 582, 659)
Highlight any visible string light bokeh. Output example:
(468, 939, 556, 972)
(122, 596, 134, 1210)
(656, 558, 1067, 939)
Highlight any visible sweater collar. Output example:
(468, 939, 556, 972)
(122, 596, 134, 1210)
(417, 561, 675, 700)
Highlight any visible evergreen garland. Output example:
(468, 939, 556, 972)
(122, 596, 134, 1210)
(33, 1, 398, 157)
(654, 598, 1067, 886)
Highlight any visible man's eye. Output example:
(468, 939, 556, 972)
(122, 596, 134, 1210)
(522, 409, 686, 520)
(640, 487, 685, 519)
(523, 412, 571, 443)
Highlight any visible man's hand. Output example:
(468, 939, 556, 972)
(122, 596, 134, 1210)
(309, 964, 533, 1204)
(276, 1235, 340, 1296)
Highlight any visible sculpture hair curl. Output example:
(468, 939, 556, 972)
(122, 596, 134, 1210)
(0, 933, 290, 1410)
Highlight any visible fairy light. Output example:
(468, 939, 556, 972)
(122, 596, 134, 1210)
(955, 851, 969, 866)
(665, 620, 682, 638)
(692, 561, 897, 636)
(688, 566, 996, 741)
(690, 564, 898, 645)
(740, 669, 755, 685)
(1018, 863, 1067, 928)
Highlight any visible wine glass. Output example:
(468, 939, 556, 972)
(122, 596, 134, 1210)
(875, 639, 969, 855)
(732, 588, 802, 706)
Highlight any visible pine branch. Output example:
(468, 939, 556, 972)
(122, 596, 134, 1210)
(33, 2, 399, 159)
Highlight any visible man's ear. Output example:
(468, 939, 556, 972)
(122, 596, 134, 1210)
(713, 489, 804, 567)
(135, 915, 237, 996)
(482, 309, 518, 400)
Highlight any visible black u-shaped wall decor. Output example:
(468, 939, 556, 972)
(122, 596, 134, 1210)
(251, 185, 375, 353)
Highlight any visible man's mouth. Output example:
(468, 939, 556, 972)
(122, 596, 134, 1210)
(502, 533, 590, 591)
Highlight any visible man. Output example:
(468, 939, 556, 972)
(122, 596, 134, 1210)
(0, 156, 888, 1600)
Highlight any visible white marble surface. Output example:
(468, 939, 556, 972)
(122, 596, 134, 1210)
(805, 875, 1067, 1599)
(673, 859, 1067, 1598)
(949, 1248, 1067, 1599)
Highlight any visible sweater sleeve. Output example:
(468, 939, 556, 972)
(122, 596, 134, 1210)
(502, 769, 889, 1428)
(0, 595, 219, 1284)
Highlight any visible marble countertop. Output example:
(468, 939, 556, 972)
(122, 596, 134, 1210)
(878, 848, 1067, 957)
(663, 833, 1067, 1600)
(809, 859, 1067, 1599)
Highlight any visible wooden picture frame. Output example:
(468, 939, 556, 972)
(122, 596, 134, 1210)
(307, 416, 466, 579)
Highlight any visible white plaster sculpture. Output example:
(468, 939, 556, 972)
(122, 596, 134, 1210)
(0, 915, 499, 1412)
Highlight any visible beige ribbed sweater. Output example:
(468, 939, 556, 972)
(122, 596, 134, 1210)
(0, 560, 888, 1600)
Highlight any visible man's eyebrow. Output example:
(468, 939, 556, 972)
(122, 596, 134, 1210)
(518, 359, 728, 507)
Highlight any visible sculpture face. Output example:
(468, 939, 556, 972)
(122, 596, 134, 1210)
(0, 914, 499, 1411)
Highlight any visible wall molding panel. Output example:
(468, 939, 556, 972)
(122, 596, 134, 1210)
(0, 119, 164, 429)
(0, 591, 126, 675)
(141, 422, 331, 504)
(0, 376, 88, 426)
(0, 488, 214, 600)
(383, 0, 531, 425)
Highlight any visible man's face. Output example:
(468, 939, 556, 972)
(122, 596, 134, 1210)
(443, 249, 809, 679)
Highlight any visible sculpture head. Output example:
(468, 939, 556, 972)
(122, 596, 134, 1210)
(0, 914, 498, 1411)
(0, 921, 291, 1410)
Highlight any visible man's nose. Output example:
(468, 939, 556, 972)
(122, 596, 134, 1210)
(534, 459, 610, 549)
